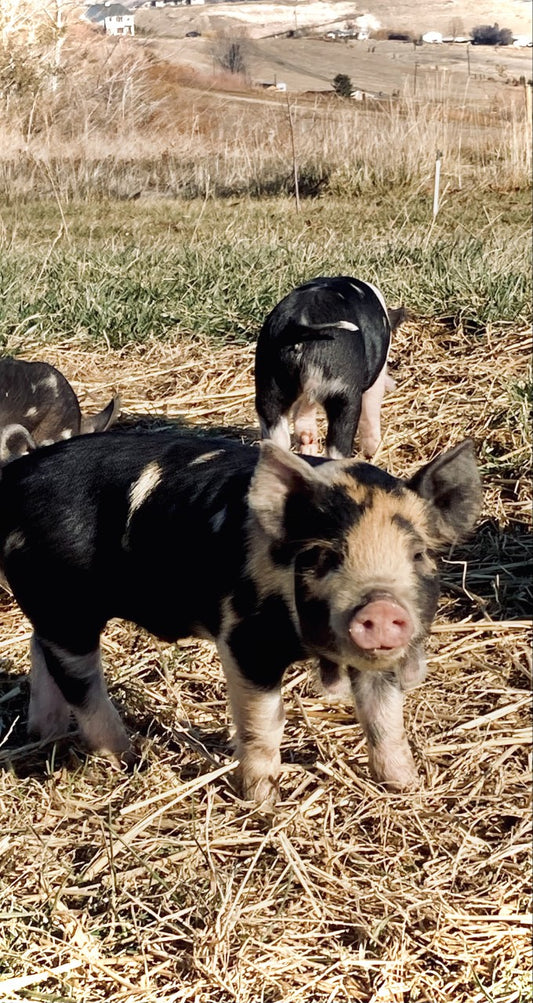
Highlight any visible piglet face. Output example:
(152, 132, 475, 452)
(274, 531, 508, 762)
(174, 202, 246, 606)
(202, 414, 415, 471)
(248, 439, 482, 674)
(293, 478, 440, 672)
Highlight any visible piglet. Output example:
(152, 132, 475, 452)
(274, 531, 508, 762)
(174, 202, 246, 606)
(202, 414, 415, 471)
(0, 430, 482, 804)
(0, 357, 120, 461)
(255, 275, 407, 459)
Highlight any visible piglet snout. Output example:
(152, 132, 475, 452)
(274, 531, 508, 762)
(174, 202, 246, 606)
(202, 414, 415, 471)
(349, 598, 413, 652)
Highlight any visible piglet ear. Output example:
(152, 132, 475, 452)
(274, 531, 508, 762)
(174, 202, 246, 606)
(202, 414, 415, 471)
(408, 438, 483, 545)
(248, 441, 318, 537)
(0, 423, 37, 463)
(387, 306, 409, 331)
(80, 396, 121, 435)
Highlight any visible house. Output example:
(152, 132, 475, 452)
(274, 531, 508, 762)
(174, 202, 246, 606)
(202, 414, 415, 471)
(83, 3, 135, 36)
(422, 30, 443, 44)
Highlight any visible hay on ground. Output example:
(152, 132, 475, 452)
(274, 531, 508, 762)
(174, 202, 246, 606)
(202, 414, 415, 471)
(0, 322, 530, 1002)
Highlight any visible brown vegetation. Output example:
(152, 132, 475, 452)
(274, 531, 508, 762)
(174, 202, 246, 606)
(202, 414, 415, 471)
(0, 319, 530, 1001)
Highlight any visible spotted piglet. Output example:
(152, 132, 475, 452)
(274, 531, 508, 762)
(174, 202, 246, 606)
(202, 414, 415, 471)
(0, 431, 481, 803)
(0, 357, 120, 461)
(255, 275, 407, 459)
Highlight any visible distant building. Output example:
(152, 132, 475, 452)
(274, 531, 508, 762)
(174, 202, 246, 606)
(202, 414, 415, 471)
(83, 3, 135, 35)
(422, 31, 443, 44)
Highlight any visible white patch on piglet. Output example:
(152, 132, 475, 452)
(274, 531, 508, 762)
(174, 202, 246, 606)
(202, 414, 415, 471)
(127, 461, 162, 525)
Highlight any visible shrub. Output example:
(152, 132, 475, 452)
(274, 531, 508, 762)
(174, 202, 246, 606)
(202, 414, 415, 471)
(472, 24, 513, 45)
(332, 73, 353, 98)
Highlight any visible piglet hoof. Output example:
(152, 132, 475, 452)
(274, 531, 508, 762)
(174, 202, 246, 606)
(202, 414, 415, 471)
(359, 437, 380, 459)
(369, 748, 420, 793)
(27, 707, 72, 744)
(239, 766, 280, 806)
(109, 745, 139, 772)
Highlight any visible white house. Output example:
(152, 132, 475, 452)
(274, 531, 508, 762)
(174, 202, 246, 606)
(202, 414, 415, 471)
(83, 3, 135, 36)
(422, 31, 443, 44)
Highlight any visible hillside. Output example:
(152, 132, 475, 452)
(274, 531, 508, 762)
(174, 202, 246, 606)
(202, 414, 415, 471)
(135, 0, 532, 40)
(134, 0, 532, 98)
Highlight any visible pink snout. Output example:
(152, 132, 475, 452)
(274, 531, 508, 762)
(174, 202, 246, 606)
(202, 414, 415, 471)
(349, 599, 413, 652)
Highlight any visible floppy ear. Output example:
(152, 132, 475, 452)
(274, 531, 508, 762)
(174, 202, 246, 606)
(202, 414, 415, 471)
(408, 438, 483, 545)
(387, 306, 409, 331)
(0, 423, 36, 463)
(248, 441, 319, 538)
(80, 395, 121, 434)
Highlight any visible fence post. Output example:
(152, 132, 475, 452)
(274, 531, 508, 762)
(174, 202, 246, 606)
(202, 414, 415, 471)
(285, 91, 301, 213)
(433, 150, 442, 218)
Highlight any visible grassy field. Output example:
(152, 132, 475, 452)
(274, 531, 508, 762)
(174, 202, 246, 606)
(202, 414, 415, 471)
(0, 187, 531, 1002)
(0, 14, 531, 999)
(1, 190, 531, 348)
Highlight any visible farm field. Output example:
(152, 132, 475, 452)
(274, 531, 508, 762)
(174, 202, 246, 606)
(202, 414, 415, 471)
(134, 0, 532, 97)
(0, 3, 532, 998)
(0, 188, 531, 1002)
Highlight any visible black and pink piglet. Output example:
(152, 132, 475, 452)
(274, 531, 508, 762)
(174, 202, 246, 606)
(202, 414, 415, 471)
(0, 430, 482, 803)
(255, 275, 407, 459)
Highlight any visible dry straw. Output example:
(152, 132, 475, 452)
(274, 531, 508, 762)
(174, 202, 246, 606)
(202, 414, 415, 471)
(0, 319, 531, 1001)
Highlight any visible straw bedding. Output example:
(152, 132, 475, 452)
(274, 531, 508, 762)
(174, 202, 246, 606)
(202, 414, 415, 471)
(0, 320, 530, 1002)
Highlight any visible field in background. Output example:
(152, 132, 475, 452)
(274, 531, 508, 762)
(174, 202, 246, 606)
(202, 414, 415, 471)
(0, 188, 531, 1003)
(0, 13, 531, 200)
(136, 6, 532, 97)
(0, 4, 531, 1000)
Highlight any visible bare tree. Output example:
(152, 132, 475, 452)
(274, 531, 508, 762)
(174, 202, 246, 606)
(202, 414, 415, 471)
(447, 16, 466, 39)
(212, 31, 249, 78)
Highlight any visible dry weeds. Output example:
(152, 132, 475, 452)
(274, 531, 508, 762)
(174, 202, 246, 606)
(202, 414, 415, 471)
(0, 319, 531, 1001)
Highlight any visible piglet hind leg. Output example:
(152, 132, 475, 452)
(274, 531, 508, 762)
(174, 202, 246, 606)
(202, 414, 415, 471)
(349, 669, 420, 791)
(324, 394, 362, 459)
(28, 633, 72, 741)
(32, 636, 132, 763)
(219, 642, 286, 805)
(259, 414, 291, 451)
(357, 363, 388, 458)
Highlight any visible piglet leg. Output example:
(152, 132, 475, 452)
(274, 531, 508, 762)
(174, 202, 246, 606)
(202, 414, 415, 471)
(219, 641, 285, 804)
(396, 646, 428, 692)
(28, 633, 72, 740)
(31, 636, 131, 760)
(349, 669, 420, 791)
(358, 363, 388, 458)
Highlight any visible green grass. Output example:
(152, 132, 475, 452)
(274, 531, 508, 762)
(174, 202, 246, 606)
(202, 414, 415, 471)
(0, 189, 530, 352)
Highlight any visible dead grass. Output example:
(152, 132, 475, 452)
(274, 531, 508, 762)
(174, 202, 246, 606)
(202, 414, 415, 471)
(1, 24, 531, 199)
(0, 320, 531, 1001)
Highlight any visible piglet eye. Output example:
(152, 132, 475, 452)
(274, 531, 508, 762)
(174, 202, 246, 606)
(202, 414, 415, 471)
(316, 549, 342, 576)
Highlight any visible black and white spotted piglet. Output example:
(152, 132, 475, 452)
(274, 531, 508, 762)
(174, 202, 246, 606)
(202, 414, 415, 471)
(255, 275, 407, 459)
(0, 356, 120, 461)
(0, 430, 481, 804)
